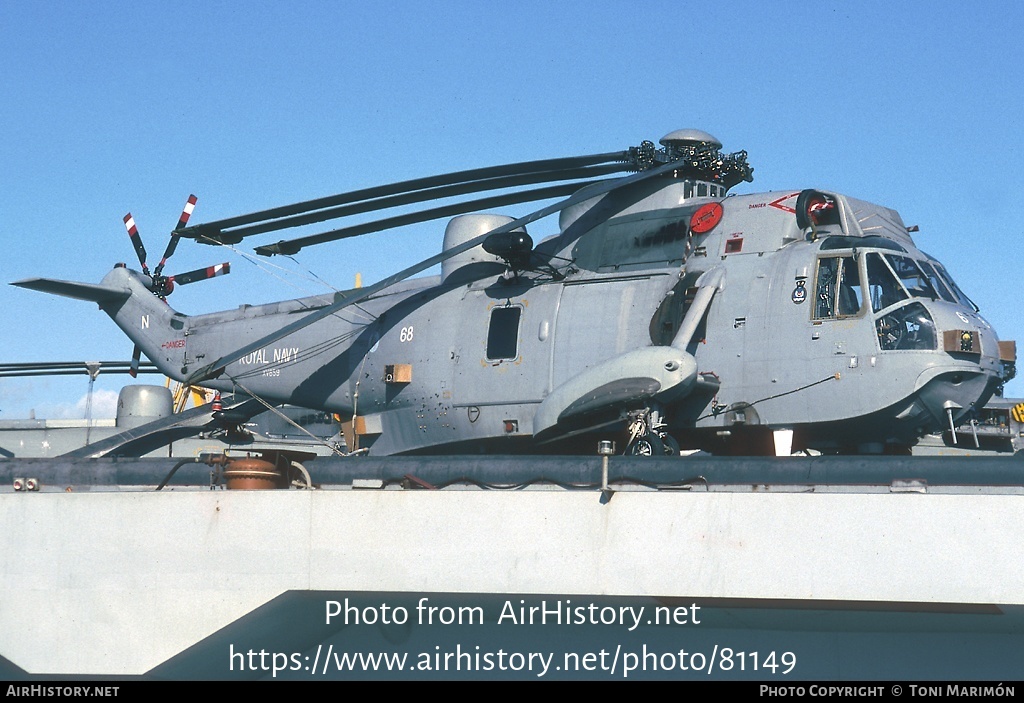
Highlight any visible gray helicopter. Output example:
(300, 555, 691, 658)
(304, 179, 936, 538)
(13, 130, 1017, 456)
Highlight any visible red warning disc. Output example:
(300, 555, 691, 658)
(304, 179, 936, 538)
(690, 202, 723, 234)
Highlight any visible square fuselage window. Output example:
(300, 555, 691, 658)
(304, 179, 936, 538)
(487, 307, 521, 360)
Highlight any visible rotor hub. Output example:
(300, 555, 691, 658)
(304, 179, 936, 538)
(659, 129, 723, 150)
(649, 129, 753, 191)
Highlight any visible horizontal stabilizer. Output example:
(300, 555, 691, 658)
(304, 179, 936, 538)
(12, 277, 131, 304)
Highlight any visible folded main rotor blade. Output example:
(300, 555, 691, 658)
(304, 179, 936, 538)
(186, 157, 688, 385)
(0, 361, 159, 377)
(209, 163, 628, 244)
(254, 181, 607, 256)
(176, 151, 633, 243)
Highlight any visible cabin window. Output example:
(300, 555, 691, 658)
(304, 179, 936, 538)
(486, 306, 521, 360)
(813, 255, 862, 320)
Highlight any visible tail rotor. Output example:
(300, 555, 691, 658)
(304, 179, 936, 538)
(119, 194, 231, 374)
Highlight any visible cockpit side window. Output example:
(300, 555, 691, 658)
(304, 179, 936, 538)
(839, 257, 863, 315)
(813, 254, 862, 320)
(866, 253, 908, 313)
(814, 257, 839, 319)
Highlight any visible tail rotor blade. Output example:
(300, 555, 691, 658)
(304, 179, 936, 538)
(170, 262, 230, 286)
(175, 194, 198, 231)
(129, 345, 142, 378)
(123, 213, 150, 274)
(155, 194, 198, 276)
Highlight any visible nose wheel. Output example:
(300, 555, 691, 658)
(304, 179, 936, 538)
(625, 408, 681, 456)
(628, 433, 664, 456)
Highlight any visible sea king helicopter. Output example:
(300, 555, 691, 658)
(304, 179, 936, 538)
(13, 129, 1017, 456)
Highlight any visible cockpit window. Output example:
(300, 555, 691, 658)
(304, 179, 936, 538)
(866, 252, 978, 312)
(866, 253, 908, 313)
(838, 257, 863, 315)
(917, 261, 957, 303)
(876, 302, 937, 351)
(883, 254, 939, 300)
(931, 262, 978, 311)
(814, 257, 839, 319)
(813, 255, 862, 320)
(820, 235, 905, 252)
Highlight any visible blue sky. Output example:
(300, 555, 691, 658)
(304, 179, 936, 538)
(1, 1, 1022, 418)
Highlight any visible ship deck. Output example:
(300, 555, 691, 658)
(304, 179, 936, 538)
(3, 454, 1023, 680)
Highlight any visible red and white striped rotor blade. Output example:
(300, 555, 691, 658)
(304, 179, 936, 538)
(123, 213, 150, 274)
(175, 194, 198, 231)
(170, 262, 230, 286)
(156, 194, 198, 275)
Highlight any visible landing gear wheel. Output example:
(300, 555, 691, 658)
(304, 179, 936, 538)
(628, 434, 664, 456)
(661, 434, 680, 456)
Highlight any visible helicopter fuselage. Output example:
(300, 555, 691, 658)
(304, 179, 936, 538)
(95, 176, 1008, 455)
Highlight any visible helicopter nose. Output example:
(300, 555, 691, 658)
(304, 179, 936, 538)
(903, 303, 1007, 428)
(913, 367, 1001, 433)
